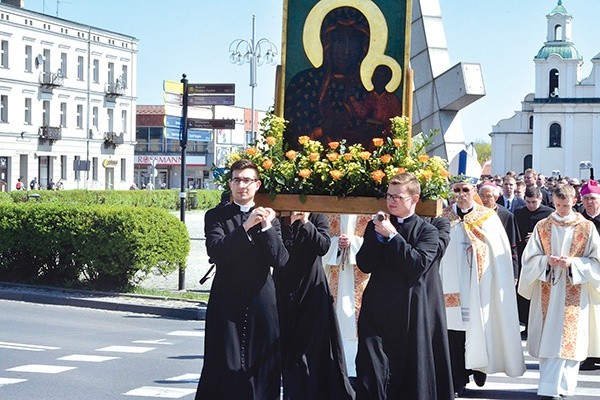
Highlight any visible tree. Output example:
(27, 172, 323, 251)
(472, 141, 491, 165)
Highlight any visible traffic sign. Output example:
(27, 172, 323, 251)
(188, 118, 236, 130)
(188, 95, 235, 106)
(188, 83, 235, 95)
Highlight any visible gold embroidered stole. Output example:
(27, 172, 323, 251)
(537, 213, 591, 358)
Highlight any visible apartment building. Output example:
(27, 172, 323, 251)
(0, 0, 137, 191)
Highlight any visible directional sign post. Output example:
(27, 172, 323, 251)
(188, 118, 236, 130)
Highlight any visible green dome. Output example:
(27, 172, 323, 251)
(535, 43, 581, 60)
(549, 0, 568, 16)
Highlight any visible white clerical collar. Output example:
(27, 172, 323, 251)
(397, 213, 414, 224)
(552, 212, 575, 223)
(235, 202, 254, 212)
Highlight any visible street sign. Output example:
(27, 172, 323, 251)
(165, 115, 183, 129)
(188, 118, 236, 130)
(188, 83, 235, 95)
(188, 95, 235, 106)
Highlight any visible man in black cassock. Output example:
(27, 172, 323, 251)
(195, 159, 289, 400)
(355, 172, 452, 400)
(513, 185, 553, 331)
(275, 212, 355, 400)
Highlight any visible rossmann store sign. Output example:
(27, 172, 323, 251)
(135, 155, 206, 166)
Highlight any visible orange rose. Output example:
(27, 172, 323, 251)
(265, 136, 277, 146)
(392, 138, 402, 147)
(372, 138, 384, 147)
(246, 147, 258, 156)
(309, 152, 320, 162)
(285, 150, 297, 160)
(396, 167, 406, 174)
(380, 154, 392, 164)
(298, 135, 310, 146)
(359, 151, 371, 160)
(441, 168, 451, 178)
(298, 168, 312, 179)
(344, 153, 354, 161)
(371, 169, 386, 183)
(420, 169, 433, 180)
(328, 141, 340, 150)
(326, 152, 340, 162)
(418, 154, 430, 162)
(262, 159, 274, 170)
(330, 170, 343, 180)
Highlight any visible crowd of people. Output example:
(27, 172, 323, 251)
(195, 160, 600, 400)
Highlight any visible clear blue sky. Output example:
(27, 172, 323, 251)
(26, 0, 599, 144)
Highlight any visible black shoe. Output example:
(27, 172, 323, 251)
(580, 359, 597, 370)
(473, 371, 487, 387)
(455, 385, 466, 397)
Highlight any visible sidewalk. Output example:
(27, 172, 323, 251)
(0, 210, 212, 320)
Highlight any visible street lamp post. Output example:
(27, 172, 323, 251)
(229, 15, 277, 143)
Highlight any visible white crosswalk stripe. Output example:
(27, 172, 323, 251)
(95, 345, 155, 353)
(57, 354, 120, 362)
(167, 331, 204, 337)
(123, 386, 196, 398)
(0, 377, 27, 387)
(6, 364, 76, 374)
(0, 341, 60, 352)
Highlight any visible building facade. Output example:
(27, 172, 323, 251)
(491, 1, 600, 179)
(0, 0, 137, 191)
(135, 104, 264, 190)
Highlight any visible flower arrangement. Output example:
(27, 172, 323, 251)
(217, 113, 451, 201)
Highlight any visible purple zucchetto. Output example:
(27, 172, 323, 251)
(580, 180, 600, 196)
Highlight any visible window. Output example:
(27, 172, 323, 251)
(93, 59, 99, 83)
(74, 155, 81, 180)
(523, 154, 533, 171)
(76, 104, 83, 128)
(61, 155, 67, 180)
(42, 100, 50, 125)
(121, 110, 127, 133)
(92, 106, 99, 129)
(0, 95, 7, 122)
(0, 40, 8, 68)
(120, 158, 126, 181)
(43, 48, 51, 74)
(529, 116, 534, 131)
(24, 98, 32, 124)
(25, 45, 32, 72)
(77, 56, 84, 80)
(92, 157, 98, 181)
(121, 65, 128, 88)
(549, 123, 561, 148)
(60, 102, 67, 127)
(107, 62, 114, 84)
(60, 52, 67, 78)
(549, 69, 559, 98)
(107, 108, 114, 132)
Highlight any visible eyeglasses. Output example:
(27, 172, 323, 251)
(230, 177, 259, 185)
(453, 187, 473, 193)
(385, 193, 410, 202)
(583, 196, 600, 202)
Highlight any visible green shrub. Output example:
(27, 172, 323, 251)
(0, 203, 189, 291)
(8, 189, 222, 210)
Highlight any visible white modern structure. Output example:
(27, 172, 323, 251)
(491, 1, 600, 179)
(0, 0, 137, 191)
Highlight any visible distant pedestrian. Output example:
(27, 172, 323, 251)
(30, 177, 37, 190)
(15, 178, 23, 190)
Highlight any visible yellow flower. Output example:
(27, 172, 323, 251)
(246, 147, 258, 156)
(330, 170, 343, 180)
(285, 150, 297, 160)
(262, 159, 274, 170)
(418, 154, 430, 162)
(420, 169, 433, 180)
(371, 169, 386, 183)
(326, 152, 340, 162)
(328, 141, 340, 150)
(393, 138, 402, 147)
(441, 168, 450, 178)
(372, 138, 384, 147)
(298, 168, 312, 179)
(298, 135, 310, 146)
(265, 136, 277, 146)
(309, 152, 320, 162)
(380, 154, 392, 164)
(359, 151, 371, 160)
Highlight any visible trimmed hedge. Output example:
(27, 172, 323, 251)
(0, 203, 190, 291)
(7, 189, 223, 210)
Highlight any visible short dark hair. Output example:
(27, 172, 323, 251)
(230, 159, 259, 177)
(524, 185, 542, 199)
(552, 184, 575, 200)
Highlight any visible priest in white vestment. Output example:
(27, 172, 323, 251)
(519, 183, 600, 398)
(440, 178, 526, 396)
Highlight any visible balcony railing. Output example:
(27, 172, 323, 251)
(104, 131, 124, 146)
(39, 70, 64, 87)
(39, 126, 62, 140)
(105, 79, 125, 97)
